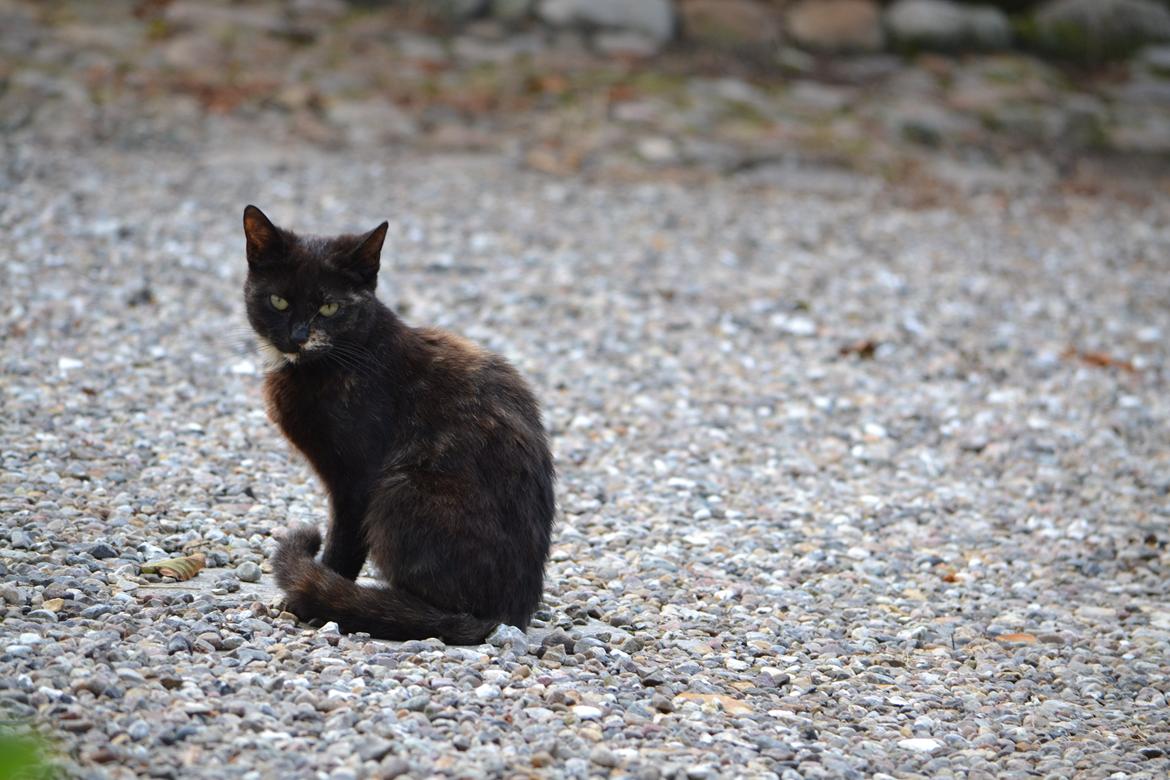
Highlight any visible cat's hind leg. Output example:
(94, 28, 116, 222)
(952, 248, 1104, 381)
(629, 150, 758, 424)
(273, 524, 497, 644)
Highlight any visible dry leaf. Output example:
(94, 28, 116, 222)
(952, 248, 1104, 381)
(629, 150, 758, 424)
(1063, 348, 1137, 374)
(525, 145, 586, 177)
(528, 73, 569, 96)
(839, 339, 879, 359)
(141, 553, 206, 582)
(674, 692, 753, 716)
(607, 83, 639, 104)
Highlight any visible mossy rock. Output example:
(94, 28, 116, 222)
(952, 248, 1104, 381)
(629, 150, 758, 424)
(962, 0, 1045, 10)
(1022, 0, 1170, 64)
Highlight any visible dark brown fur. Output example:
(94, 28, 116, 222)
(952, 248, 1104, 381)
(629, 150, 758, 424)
(242, 205, 555, 644)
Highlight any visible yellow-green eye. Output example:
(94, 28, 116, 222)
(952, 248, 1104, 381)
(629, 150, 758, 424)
(318, 302, 339, 317)
(270, 295, 289, 311)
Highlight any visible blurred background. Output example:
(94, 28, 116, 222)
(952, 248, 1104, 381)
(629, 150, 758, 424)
(3, 0, 1170, 196)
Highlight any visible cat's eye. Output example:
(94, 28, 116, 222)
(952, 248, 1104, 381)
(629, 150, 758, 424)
(318, 302, 340, 317)
(269, 295, 289, 311)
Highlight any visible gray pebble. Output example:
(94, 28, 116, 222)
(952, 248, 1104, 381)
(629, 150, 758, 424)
(89, 542, 119, 559)
(590, 746, 619, 768)
(485, 623, 528, 653)
(167, 635, 191, 654)
(379, 757, 410, 778)
(235, 561, 262, 582)
(25, 610, 58, 623)
(356, 737, 394, 763)
(3, 108, 1168, 780)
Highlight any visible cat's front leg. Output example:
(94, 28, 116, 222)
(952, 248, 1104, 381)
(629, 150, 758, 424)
(320, 491, 369, 580)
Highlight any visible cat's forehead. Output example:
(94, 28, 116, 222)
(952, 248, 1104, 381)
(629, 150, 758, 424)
(251, 235, 364, 289)
(291, 233, 358, 265)
(269, 233, 358, 275)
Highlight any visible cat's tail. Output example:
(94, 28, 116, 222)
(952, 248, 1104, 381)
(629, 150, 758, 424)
(272, 525, 498, 645)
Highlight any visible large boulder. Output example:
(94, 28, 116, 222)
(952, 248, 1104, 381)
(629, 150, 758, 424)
(885, 0, 1012, 50)
(491, 0, 534, 22)
(1140, 44, 1170, 76)
(432, 0, 487, 22)
(679, 0, 782, 48)
(969, 1, 1045, 10)
(163, 1, 289, 35)
(537, 0, 675, 42)
(1031, 0, 1170, 61)
(786, 0, 884, 52)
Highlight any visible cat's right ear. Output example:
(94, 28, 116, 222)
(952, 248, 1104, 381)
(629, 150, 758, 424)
(243, 205, 283, 267)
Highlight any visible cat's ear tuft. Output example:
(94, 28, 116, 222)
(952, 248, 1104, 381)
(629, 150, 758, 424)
(346, 221, 389, 284)
(243, 205, 283, 266)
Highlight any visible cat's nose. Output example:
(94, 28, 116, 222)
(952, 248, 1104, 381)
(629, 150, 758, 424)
(290, 323, 309, 347)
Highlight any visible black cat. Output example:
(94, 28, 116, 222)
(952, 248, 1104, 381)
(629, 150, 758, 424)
(242, 205, 555, 644)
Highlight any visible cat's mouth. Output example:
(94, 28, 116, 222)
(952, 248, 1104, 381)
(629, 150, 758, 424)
(291, 333, 332, 364)
(257, 337, 314, 370)
(257, 335, 332, 370)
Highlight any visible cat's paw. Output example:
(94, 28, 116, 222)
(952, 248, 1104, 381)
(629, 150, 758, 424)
(273, 554, 328, 612)
(279, 591, 322, 624)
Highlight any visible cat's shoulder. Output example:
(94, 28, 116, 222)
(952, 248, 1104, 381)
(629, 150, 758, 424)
(411, 326, 532, 407)
(414, 327, 491, 372)
(415, 326, 483, 354)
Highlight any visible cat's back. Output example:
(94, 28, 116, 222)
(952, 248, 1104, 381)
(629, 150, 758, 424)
(411, 326, 548, 447)
(414, 327, 535, 401)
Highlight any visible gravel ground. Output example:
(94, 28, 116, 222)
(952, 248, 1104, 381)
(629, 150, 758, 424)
(2, 134, 1169, 779)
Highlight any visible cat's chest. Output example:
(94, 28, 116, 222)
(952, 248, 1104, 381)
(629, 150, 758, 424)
(264, 371, 366, 465)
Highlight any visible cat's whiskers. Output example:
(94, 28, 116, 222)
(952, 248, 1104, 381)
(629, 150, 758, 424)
(323, 350, 361, 375)
(328, 341, 387, 379)
(215, 323, 266, 357)
(324, 345, 380, 381)
(331, 340, 385, 367)
(255, 336, 292, 371)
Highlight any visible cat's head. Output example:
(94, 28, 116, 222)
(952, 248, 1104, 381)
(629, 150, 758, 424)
(242, 205, 388, 369)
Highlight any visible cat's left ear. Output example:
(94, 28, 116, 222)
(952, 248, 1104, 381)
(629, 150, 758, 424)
(344, 221, 389, 285)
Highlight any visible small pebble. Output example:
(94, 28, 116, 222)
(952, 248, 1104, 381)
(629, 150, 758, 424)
(235, 561, 262, 582)
(589, 746, 619, 768)
(2, 99, 1166, 780)
(89, 543, 119, 560)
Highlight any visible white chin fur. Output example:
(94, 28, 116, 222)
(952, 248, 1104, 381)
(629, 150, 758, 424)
(256, 337, 291, 371)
